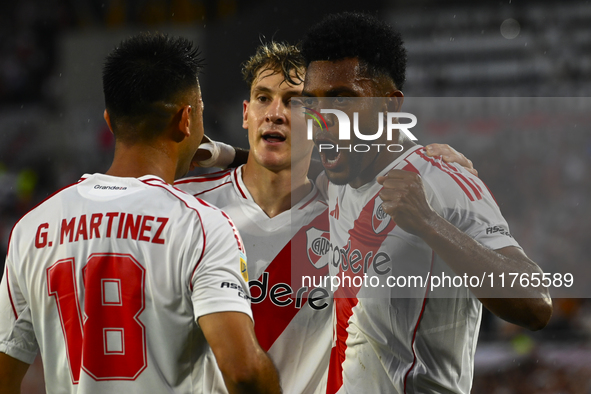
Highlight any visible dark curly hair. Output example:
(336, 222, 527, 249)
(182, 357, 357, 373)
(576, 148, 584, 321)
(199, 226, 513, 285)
(301, 12, 407, 91)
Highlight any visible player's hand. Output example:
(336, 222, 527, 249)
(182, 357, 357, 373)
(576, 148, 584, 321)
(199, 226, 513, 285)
(191, 135, 214, 169)
(425, 143, 478, 177)
(377, 170, 438, 237)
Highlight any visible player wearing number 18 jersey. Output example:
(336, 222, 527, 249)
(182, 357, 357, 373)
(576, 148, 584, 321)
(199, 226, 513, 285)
(1, 174, 252, 393)
(0, 33, 280, 394)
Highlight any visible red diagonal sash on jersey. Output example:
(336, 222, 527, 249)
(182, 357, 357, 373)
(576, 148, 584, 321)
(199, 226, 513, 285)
(250, 211, 329, 351)
(326, 191, 396, 394)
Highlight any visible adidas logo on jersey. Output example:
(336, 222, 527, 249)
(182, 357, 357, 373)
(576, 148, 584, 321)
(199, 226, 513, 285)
(330, 198, 340, 219)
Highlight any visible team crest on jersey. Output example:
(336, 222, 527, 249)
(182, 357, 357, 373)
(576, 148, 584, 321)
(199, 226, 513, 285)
(305, 227, 330, 269)
(372, 198, 391, 234)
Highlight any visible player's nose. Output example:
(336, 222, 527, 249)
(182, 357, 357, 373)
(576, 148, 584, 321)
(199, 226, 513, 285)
(265, 98, 287, 124)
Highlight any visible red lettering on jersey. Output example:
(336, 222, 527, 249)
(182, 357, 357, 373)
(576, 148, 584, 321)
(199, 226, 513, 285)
(105, 212, 119, 237)
(123, 214, 142, 240)
(152, 217, 168, 244)
(89, 214, 102, 239)
(75, 215, 88, 242)
(61, 217, 76, 244)
(116, 212, 125, 238)
(138, 216, 154, 242)
(47, 258, 84, 383)
(35, 223, 49, 248)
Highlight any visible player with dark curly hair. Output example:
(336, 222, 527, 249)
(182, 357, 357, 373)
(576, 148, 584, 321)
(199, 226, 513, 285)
(301, 12, 552, 394)
(181, 38, 477, 394)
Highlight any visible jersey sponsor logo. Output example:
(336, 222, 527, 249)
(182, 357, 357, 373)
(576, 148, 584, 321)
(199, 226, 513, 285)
(306, 227, 330, 269)
(329, 239, 393, 277)
(372, 198, 391, 234)
(249, 272, 330, 311)
(93, 184, 128, 191)
(34, 213, 169, 249)
(486, 225, 513, 238)
(221, 281, 250, 300)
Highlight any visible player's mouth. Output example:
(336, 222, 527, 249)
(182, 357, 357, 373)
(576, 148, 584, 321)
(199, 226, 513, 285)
(262, 130, 287, 144)
(314, 136, 343, 171)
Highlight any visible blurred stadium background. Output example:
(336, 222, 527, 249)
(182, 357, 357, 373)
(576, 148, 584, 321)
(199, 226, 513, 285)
(0, 0, 589, 392)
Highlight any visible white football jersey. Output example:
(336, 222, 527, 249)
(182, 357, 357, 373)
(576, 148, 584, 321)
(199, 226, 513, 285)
(0, 174, 252, 394)
(175, 166, 333, 394)
(320, 146, 521, 394)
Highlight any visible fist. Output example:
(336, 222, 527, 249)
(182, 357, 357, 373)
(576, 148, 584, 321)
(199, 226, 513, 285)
(376, 169, 437, 236)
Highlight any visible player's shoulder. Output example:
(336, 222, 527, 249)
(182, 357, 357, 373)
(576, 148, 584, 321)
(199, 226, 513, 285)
(142, 177, 225, 218)
(174, 168, 235, 195)
(401, 146, 492, 206)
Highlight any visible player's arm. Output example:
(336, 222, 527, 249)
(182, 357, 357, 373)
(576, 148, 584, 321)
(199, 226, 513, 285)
(199, 312, 282, 394)
(191, 135, 248, 169)
(0, 263, 37, 394)
(193, 138, 476, 176)
(377, 170, 552, 331)
(0, 352, 29, 394)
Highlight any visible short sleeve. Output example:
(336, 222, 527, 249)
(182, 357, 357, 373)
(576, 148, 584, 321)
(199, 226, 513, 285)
(424, 164, 521, 251)
(0, 262, 39, 364)
(189, 209, 253, 323)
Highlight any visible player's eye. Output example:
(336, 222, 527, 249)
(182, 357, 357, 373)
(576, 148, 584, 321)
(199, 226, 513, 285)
(333, 97, 352, 106)
(302, 97, 318, 107)
(291, 97, 304, 107)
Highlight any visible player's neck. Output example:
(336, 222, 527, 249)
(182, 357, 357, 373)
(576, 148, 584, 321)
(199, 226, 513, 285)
(242, 158, 312, 218)
(106, 142, 177, 184)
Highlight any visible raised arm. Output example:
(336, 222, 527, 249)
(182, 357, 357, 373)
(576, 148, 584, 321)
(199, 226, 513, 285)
(199, 311, 282, 394)
(377, 170, 552, 331)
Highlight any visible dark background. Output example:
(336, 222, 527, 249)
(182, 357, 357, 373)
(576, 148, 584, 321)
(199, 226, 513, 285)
(1, 1, 590, 392)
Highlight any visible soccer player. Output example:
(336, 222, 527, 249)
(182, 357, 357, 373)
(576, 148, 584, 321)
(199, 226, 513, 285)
(176, 42, 333, 394)
(299, 12, 553, 394)
(0, 33, 281, 394)
(178, 42, 479, 394)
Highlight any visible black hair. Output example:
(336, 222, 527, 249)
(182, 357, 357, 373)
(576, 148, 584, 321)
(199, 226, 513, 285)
(301, 12, 407, 91)
(102, 33, 204, 140)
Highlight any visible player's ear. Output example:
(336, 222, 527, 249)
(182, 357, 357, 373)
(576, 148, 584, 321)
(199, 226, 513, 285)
(179, 105, 192, 138)
(242, 100, 249, 130)
(386, 90, 404, 112)
(104, 109, 114, 134)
